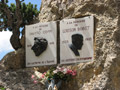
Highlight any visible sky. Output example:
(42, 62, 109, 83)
(0, 0, 41, 60)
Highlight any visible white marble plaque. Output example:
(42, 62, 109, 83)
(60, 16, 94, 64)
(26, 21, 57, 67)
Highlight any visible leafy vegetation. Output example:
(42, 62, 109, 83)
(0, 85, 5, 90)
(0, 0, 40, 50)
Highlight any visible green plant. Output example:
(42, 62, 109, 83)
(0, 87, 5, 90)
(0, 0, 39, 50)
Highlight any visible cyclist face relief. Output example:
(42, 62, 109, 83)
(31, 37, 48, 56)
(69, 34, 83, 56)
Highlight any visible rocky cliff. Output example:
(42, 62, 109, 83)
(39, 0, 120, 90)
(1, 0, 120, 90)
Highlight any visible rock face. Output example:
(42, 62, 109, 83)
(1, 0, 120, 90)
(38, 0, 120, 90)
(0, 68, 45, 90)
(0, 48, 25, 70)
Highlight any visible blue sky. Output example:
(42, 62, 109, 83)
(8, 0, 41, 10)
(0, 0, 41, 60)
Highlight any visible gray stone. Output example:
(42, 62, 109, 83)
(0, 48, 25, 70)
(38, 0, 120, 90)
(1, 0, 120, 90)
(0, 68, 45, 90)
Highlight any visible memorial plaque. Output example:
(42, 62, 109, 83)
(60, 16, 94, 64)
(26, 21, 57, 67)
